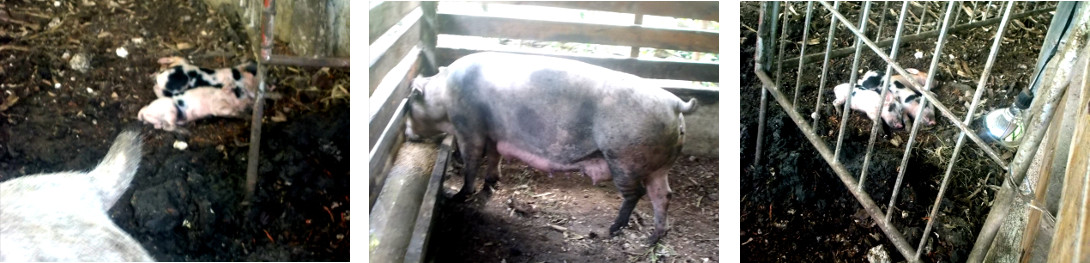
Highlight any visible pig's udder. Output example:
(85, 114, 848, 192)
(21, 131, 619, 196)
(496, 142, 612, 184)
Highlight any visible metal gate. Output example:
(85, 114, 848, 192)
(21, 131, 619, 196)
(751, 1, 1078, 261)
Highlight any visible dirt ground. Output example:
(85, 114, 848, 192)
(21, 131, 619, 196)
(1, 0, 349, 261)
(428, 155, 720, 262)
(740, 2, 1049, 262)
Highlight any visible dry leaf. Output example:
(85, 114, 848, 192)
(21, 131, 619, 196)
(0, 95, 18, 112)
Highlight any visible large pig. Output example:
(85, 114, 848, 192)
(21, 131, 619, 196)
(833, 82, 905, 129)
(1, 131, 153, 261)
(405, 52, 697, 245)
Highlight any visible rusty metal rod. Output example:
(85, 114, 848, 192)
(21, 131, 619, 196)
(792, 1, 815, 107)
(245, 0, 277, 204)
(754, 2, 779, 169)
(916, 2, 1014, 260)
(266, 55, 350, 68)
(817, 0, 1008, 169)
(756, 69, 919, 262)
(811, 1, 841, 133)
(863, 1, 910, 195)
(833, 1, 872, 161)
(782, 7, 1055, 66)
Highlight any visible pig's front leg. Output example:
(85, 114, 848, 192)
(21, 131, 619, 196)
(451, 135, 486, 201)
(481, 143, 502, 193)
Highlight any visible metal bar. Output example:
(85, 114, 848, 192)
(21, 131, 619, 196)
(754, 2, 779, 168)
(811, 1, 841, 132)
(266, 55, 350, 68)
(817, 0, 1008, 169)
(756, 69, 919, 262)
(245, 0, 278, 204)
(874, 1, 891, 40)
(775, 2, 790, 94)
(833, 1, 872, 160)
(893, 0, 957, 225)
(915, 2, 1014, 260)
(864, 1, 910, 195)
(916, 2, 927, 34)
(781, 7, 1055, 66)
(792, 1, 815, 107)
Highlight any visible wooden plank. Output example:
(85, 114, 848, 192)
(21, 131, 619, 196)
(370, 46, 422, 151)
(404, 135, 454, 263)
(368, 141, 439, 261)
(663, 86, 719, 105)
(438, 13, 718, 54)
(370, 7, 423, 95)
(368, 98, 407, 210)
(1049, 44, 1090, 263)
(419, 2, 440, 76)
(436, 47, 719, 82)
(492, 1, 719, 21)
(370, 1, 421, 44)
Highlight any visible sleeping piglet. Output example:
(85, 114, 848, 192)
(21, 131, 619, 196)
(137, 87, 251, 131)
(833, 82, 905, 129)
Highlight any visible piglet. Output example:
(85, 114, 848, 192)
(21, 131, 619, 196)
(154, 56, 257, 99)
(833, 83, 905, 129)
(138, 87, 251, 131)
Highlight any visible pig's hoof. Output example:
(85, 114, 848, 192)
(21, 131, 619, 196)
(646, 232, 665, 246)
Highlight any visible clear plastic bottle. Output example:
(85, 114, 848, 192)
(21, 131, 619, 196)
(983, 91, 1032, 148)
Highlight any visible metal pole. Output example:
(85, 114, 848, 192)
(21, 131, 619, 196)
(792, 1, 815, 107)
(833, 1, 873, 160)
(267, 55, 350, 68)
(756, 69, 919, 262)
(874, 1, 891, 40)
(245, 0, 277, 204)
(891, 0, 957, 222)
(915, 2, 1014, 260)
(862, 1, 910, 195)
(811, 1, 841, 133)
(817, 0, 1009, 168)
(754, 2, 780, 169)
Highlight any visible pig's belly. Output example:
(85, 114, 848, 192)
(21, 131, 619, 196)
(495, 141, 611, 184)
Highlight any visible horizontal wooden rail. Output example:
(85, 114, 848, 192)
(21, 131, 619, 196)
(436, 47, 719, 82)
(370, 47, 423, 151)
(370, 1, 421, 44)
(438, 13, 719, 54)
(371, 7, 423, 95)
(490, 1, 718, 21)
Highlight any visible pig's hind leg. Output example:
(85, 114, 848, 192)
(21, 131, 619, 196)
(644, 167, 672, 245)
(608, 164, 647, 239)
(482, 143, 502, 192)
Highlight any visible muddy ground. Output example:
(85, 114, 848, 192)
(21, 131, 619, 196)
(740, 2, 1049, 262)
(1, 0, 349, 261)
(428, 155, 720, 262)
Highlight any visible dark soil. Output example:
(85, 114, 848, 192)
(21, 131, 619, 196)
(740, 2, 1049, 262)
(1, 0, 349, 261)
(428, 155, 720, 262)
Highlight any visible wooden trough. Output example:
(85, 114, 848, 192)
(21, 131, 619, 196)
(368, 2, 719, 262)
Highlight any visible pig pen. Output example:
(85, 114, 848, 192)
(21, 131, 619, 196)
(741, 1, 1057, 262)
(0, 0, 349, 261)
(369, 2, 720, 262)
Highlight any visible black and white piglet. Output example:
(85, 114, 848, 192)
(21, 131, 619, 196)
(153, 56, 257, 99)
(833, 82, 906, 129)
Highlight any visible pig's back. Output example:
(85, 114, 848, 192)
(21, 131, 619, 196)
(444, 52, 685, 164)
